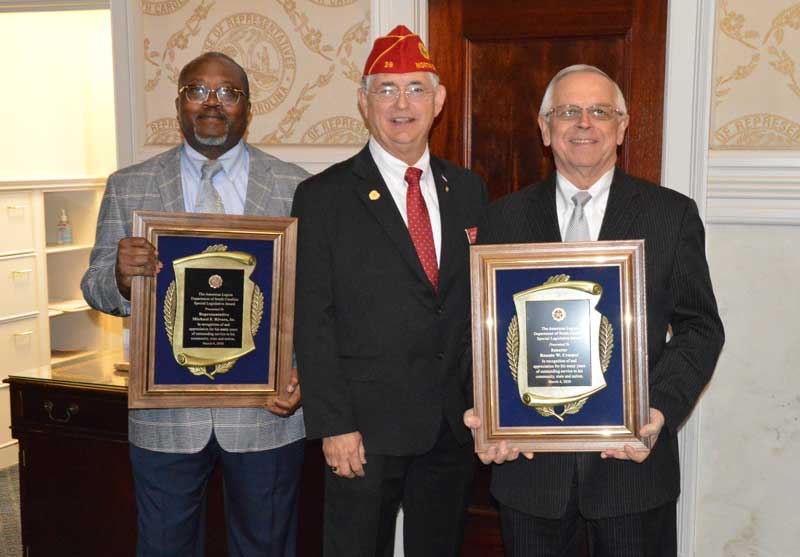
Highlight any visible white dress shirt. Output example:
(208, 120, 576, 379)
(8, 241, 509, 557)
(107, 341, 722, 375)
(369, 138, 442, 264)
(555, 169, 614, 241)
(180, 140, 250, 215)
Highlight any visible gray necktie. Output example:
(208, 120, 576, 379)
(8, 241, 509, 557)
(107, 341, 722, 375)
(564, 191, 592, 242)
(196, 160, 226, 214)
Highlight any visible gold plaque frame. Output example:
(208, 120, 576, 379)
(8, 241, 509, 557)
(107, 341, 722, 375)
(470, 240, 650, 453)
(129, 211, 297, 409)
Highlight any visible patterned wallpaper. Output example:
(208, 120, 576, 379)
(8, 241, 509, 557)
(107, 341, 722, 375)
(141, 0, 370, 147)
(711, 0, 800, 148)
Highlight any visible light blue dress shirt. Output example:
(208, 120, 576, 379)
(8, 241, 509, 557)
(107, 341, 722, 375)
(180, 140, 249, 215)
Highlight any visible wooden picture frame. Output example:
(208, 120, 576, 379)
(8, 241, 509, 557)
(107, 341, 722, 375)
(129, 211, 296, 409)
(470, 240, 650, 452)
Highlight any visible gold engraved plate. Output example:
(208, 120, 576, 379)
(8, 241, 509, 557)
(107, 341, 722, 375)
(165, 245, 264, 380)
(507, 274, 613, 421)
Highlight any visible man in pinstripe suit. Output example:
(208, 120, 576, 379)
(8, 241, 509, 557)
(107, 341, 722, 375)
(81, 52, 309, 557)
(465, 65, 724, 556)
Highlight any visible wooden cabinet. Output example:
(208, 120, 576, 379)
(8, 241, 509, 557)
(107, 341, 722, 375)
(0, 180, 123, 467)
(6, 357, 134, 555)
(5, 355, 325, 556)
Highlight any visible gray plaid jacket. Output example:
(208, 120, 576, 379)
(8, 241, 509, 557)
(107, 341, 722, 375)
(81, 144, 309, 452)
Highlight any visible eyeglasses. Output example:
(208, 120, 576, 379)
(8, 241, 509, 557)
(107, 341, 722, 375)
(179, 85, 248, 106)
(367, 84, 433, 104)
(547, 104, 624, 122)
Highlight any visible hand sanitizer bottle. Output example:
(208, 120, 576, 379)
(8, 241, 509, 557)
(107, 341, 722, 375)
(57, 208, 73, 245)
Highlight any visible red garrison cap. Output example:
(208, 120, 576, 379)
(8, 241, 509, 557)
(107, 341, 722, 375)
(362, 25, 437, 77)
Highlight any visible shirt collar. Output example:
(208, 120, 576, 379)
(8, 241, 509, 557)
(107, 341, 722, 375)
(182, 140, 247, 177)
(369, 138, 431, 182)
(555, 168, 614, 207)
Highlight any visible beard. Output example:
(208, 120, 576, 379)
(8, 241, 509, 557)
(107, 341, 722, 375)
(194, 132, 228, 146)
(193, 115, 229, 146)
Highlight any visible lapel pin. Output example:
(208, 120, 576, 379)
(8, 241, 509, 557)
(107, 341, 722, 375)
(369, 190, 381, 201)
(442, 174, 449, 192)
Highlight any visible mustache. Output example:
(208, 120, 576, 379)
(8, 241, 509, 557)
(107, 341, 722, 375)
(196, 110, 228, 122)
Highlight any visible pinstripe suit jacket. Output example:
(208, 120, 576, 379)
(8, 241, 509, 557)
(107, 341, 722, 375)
(485, 169, 724, 519)
(81, 143, 309, 453)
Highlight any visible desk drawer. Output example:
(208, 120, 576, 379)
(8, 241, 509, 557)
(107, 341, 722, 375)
(0, 255, 39, 318)
(14, 384, 128, 439)
(0, 316, 43, 378)
(0, 192, 35, 254)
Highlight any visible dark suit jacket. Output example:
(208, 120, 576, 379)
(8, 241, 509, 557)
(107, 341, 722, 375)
(292, 145, 488, 455)
(485, 169, 724, 519)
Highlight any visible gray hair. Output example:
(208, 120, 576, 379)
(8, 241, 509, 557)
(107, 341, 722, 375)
(361, 72, 440, 91)
(538, 64, 627, 116)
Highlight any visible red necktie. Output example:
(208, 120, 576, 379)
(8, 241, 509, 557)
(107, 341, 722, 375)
(405, 166, 438, 291)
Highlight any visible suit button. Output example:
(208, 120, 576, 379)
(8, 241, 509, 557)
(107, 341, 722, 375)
(436, 306, 444, 316)
(436, 352, 444, 360)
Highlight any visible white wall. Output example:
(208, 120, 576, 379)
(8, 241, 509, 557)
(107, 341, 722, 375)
(697, 224, 800, 555)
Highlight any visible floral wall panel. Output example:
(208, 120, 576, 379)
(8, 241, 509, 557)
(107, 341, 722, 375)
(712, 0, 800, 148)
(141, 0, 370, 147)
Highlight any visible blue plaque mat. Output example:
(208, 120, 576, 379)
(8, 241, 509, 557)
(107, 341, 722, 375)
(494, 265, 624, 428)
(153, 235, 275, 386)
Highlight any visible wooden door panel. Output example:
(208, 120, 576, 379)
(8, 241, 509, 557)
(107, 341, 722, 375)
(462, 0, 632, 38)
(430, 0, 667, 200)
(467, 37, 626, 199)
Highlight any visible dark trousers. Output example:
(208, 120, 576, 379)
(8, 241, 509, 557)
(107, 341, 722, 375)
(129, 435, 305, 557)
(500, 497, 677, 557)
(322, 421, 474, 557)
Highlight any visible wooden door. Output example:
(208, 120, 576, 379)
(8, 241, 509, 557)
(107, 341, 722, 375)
(429, 0, 668, 200)
(427, 2, 668, 554)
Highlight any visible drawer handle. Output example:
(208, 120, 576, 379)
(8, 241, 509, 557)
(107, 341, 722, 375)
(14, 330, 33, 337)
(12, 269, 33, 277)
(6, 205, 28, 216)
(43, 400, 79, 423)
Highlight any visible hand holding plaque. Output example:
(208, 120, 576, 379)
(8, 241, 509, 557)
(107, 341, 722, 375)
(128, 211, 297, 409)
(470, 240, 650, 453)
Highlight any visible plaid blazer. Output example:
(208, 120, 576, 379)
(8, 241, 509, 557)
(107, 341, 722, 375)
(81, 143, 309, 452)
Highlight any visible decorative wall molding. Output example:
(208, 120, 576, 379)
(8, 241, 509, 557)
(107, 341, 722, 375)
(110, 0, 136, 169)
(662, 1, 716, 555)
(0, 0, 107, 12)
(0, 177, 106, 192)
(371, 0, 427, 42)
(707, 150, 800, 225)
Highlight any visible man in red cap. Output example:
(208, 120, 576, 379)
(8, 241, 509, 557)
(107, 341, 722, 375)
(292, 25, 488, 556)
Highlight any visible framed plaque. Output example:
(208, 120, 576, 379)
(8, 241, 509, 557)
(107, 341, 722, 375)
(129, 211, 296, 409)
(470, 240, 650, 452)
